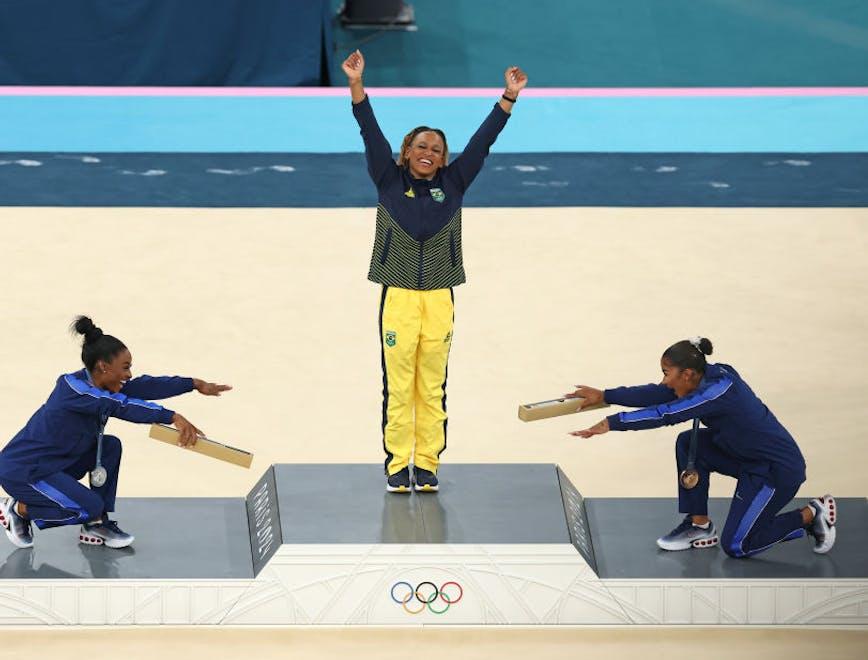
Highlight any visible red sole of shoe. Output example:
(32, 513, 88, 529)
(79, 534, 105, 545)
(691, 536, 720, 548)
(825, 497, 836, 525)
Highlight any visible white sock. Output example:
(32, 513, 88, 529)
(693, 521, 710, 529)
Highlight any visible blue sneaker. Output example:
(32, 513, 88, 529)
(656, 515, 719, 551)
(79, 519, 135, 549)
(414, 467, 439, 492)
(386, 467, 411, 493)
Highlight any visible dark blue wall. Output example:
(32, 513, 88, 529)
(0, 0, 333, 85)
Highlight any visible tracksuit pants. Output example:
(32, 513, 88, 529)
(675, 429, 806, 557)
(379, 286, 453, 475)
(0, 435, 121, 529)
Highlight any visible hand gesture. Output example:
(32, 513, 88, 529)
(504, 66, 528, 96)
(193, 378, 232, 397)
(342, 49, 365, 82)
(564, 385, 604, 408)
(570, 417, 610, 439)
(171, 413, 201, 447)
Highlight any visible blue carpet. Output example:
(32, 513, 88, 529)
(1, 152, 866, 207)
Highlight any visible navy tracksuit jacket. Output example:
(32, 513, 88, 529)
(605, 363, 809, 557)
(0, 369, 192, 529)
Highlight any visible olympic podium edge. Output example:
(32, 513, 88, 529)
(0, 463, 866, 626)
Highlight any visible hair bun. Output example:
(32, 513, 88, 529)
(71, 315, 103, 344)
(698, 337, 714, 356)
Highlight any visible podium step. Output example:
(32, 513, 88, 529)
(0, 463, 865, 626)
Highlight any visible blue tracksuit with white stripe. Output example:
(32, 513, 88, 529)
(0, 369, 192, 529)
(605, 363, 808, 558)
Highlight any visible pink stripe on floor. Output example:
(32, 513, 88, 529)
(1, 86, 867, 97)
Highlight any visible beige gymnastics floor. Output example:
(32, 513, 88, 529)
(0, 207, 866, 657)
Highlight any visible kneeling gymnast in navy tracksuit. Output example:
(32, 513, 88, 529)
(569, 337, 837, 557)
(0, 316, 231, 550)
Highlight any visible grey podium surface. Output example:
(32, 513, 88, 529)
(586, 497, 868, 579)
(272, 463, 570, 544)
(2, 465, 864, 583)
(0, 498, 253, 579)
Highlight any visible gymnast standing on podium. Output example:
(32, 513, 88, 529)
(342, 49, 527, 493)
(0, 316, 230, 550)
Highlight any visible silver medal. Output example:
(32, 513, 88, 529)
(90, 411, 109, 488)
(90, 465, 107, 487)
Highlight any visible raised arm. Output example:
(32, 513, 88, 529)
(448, 66, 528, 192)
(343, 50, 396, 187)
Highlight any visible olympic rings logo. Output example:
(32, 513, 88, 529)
(390, 581, 464, 615)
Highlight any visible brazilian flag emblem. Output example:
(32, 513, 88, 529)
(430, 187, 445, 203)
(385, 330, 397, 347)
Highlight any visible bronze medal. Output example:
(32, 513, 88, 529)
(679, 468, 700, 490)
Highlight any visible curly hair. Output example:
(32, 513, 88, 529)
(396, 126, 449, 169)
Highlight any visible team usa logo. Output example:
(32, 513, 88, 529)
(390, 580, 463, 615)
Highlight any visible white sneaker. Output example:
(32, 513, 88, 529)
(79, 519, 135, 549)
(0, 498, 34, 549)
(656, 515, 719, 551)
(809, 494, 837, 554)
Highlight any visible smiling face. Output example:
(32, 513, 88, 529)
(94, 348, 133, 393)
(660, 357, 701, 398)
(405, 130, 446, 180)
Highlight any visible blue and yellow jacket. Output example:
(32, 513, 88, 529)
(353, 95, 509, 290)
(0, 369, 192, 482)
(605, 363, 806, 482)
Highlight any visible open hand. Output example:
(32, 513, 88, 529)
(564, 385, 604, 408)
(193, 379, 232, 397)
(570, 418, 610, 439)
(504, 66, 528, 96)
(342, 49, 365, 82)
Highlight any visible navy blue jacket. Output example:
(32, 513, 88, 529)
(605, 363, 806, 482)
(0, 369, 192, 482)
(352, 95, 509, 241)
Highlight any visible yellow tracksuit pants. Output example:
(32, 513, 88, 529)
(379, 286, 454, 476)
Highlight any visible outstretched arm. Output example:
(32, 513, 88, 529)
(343, 50, 395, 186)
(121, 376, 231, 400)
(120, 375, 194, 400)
(572, 377, 734, 437)
(449, 66, 528, 192)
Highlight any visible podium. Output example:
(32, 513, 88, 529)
(1, 464, 865, 626)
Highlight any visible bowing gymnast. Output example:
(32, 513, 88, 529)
(0, 316, 230, 549)
(568, 337, 836, 557)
